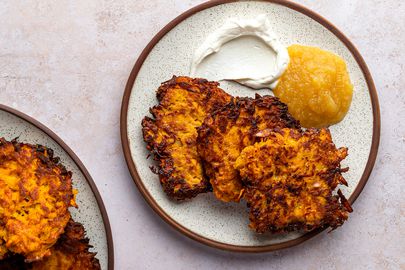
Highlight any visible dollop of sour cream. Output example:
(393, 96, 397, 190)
(190, 15, 289, 89)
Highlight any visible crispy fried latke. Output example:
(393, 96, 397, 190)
(142, 76, 232, 200)
(0, 138, 76, 261)
(0, 219, 100, 270)
(234, 128, 353, 233)
(29, 219, 100, 270)
(197, 95, 300, 202)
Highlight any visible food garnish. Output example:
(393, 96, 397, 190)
(274, 44, 353, 128)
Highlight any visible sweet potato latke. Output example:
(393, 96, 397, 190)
(234, 128, 352, 233)
(197, 95, 300, 202)
(142, 76, 231, 200)
(0, 138, 76, 261)
(0, 219, 100, 270)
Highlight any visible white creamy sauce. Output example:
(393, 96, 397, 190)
(190, 15, 289, 89)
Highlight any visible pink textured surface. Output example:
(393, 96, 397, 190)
(0, 1, 404, 269)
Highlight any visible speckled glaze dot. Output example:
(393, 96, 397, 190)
(0, 109, 109, 269)
(126, 1, 375, 247)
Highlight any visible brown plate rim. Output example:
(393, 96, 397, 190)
(120, 0, 380, 253)
(0, 104, 114, 268)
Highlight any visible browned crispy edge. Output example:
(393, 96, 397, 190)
(196, 94, 301, 202)
(0, 220, 100, 270)
(0, 137, 75, 260)
(242, 128, 352, 233)
(197, 94, 301, 154)
(46, 219, 100, 270)
(141, 76, 231, 200)
(0, 137, 73, 180)
(142, 116, 212, 200)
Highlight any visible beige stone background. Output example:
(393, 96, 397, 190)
(0, 0, 404, 269)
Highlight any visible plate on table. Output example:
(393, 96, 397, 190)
(0, 104, 114, 268)
(121, 0, 380, 252)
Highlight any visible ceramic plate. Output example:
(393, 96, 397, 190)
(0, 105, 114, 268)
(121, 0, 380, 252)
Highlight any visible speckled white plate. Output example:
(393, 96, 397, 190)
(0, 104, 113, 268)
(121, 0, 380, 252)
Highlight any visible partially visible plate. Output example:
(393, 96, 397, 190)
(0, 104, 114, 269)
(121, 0, 380, 252)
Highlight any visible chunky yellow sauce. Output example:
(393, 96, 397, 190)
(274, 45, 353, 128)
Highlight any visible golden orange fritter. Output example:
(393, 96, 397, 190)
(197, 95, 300, 202)
(0, 138, 76, 261)
(0, 219, 100, 270)
(29, 219, 100, 270)
(142, 76, 232, 200)
(234, 128, 352, 233)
